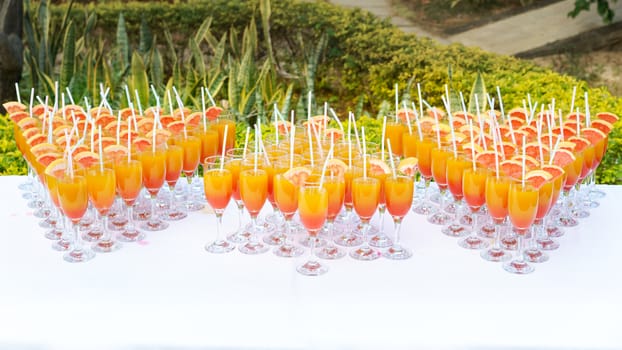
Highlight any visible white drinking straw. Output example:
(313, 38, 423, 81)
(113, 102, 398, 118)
(28, 88, 34, 118)
(116, 110, 122, 145)
(411, 102, 423, 141)
(402, 101, 412, 135)
(584, 92, 591, 127)
(575, 108, 581, 137)
(347, 114, 352, 168)
(387, 140, 397, 179)
(290, 111, 295, 169)
(98, 125, 104, 172)
(468, 120, 476, 171)
(307, 122, 314, 168)
(394, 83, 399, 123)
(205, 86, 216, 107)
(319, 148, 334, 190)
(441, 95, 457, 157)
(475, 95, 487, 151)
(549, 137, 561, 165)
(201, 87, 207, 132)
(152, 116, 157, 153)
(569, 86, 577, 118)
(362, 127, 367, 179)
(328, 108, 345, 133)
(221, 125, 228, 171)
(350, 112, 362, 153)
(559, 112, 565, 140)
(381, 115, 387, 160)
(90, 118, 96, 153)
(521, 134, 527, 188)
(64, 130, 74, 179)
(134, 90, 143, 116)
(417, 83, 424, 125)
(127, 121, 132, 163)
(496, 86, 506, 123)
(14, 83, 21, 104)
(243, 126, 251, 159)
(274, 104, 279, 146)
(307, 91, 312, 120)
(254, 125, 259, 173)
(166, 89, 174, 117)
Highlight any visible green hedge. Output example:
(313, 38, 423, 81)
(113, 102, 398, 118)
(4, 0, 621, 183)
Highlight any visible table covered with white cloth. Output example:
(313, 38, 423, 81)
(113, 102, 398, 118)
(0, 175, 620, 350)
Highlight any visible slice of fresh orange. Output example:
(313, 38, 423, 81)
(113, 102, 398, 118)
(590, 119, 614, 135)
(8, 111, 29, 124)
(95, 113, 116, 128)
(324, 128, 344, 142)
(99, 136, 117, 149)
(397, 157, 418, 177)
(475, 150, 501, 170)
(511, 154, 540, 169)
(74, 151, 100, 169)
(524, 142, 549, 161)
(508, 107, 528, 121)
(103, 144, 129, 162)
(166, 120, 186, 135)
(565, 112, 586, 123)
(497, 141, 517, 158)
(325, 158, 347, 178)
(368, 158, 391, 176)
(104, 120, 127, 134)
(205, 106, 223, 121)
(550, 148, 576, 168)
(36, 152, 62, 167)
(283, 166, 312, 187)
(31, 142, 60, 157)
(525, 169, 553, 189)
(146, 129, 172, 146)
(173, 107, 192, 120)
(551, 125, 576, 138)
(185, 112, 202, 127)
(541, 164, 565, 179)
(44, 158, 68, 177)
(17, 117, 39, 130)
(144, 106, 163, 120)
(275, 120, 292, 135)
(159, 115, 175, 128)
(557, 141, 577, 151)
(31, 104, 51, 118)
(89, 107, 112, 119)
(596, 111, 619, 125)
(581, 127, 606, 145)
(397, 108, 416, 123)
(451, 116, 467, 129)
(27, 133, 47, 147)
(418, 117, 437, 134)
(500, 159, 524, 179)
(136, 118, 155, 135)
(120, 107, 137, 119)
(134, 137, 153, 152)
(567, 136, 590, 153)
(2, 101, 27, 113)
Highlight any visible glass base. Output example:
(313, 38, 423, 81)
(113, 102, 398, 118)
(140, 219, 170, 231)
(368, 233, 393, 248)
(427, 211, 452, 226)
(117, 229, 145, 242)
(162, 208, 188, 221)
(524, 248, 549, 263)
(546, 225, 564, 238)
(503, 259, 534, 274)
(238, 241, 269, 255)
(33, 207, 51, 219)
(227, 229, 252, 243)
(458, 236, 489, 250)
(273, 244, 304, 258)
(92, 240, 122, 253)
(44, 228, 63, 240)
(478, 224, 496, 239)
(184, 200, 205, 212)
(585, 200, 599, 209)
(299, 236, 327, 248)
(205, 240, 235, 253)
(349, 245, 381, 261)
(133, 207, 151, 221)
(297, 260, 328, 276)
(501, 236, 518, 250)
(263, 233, 287, 246)
(82, 227, 104, 242)
(63, 248, 95, 263)
(572, 209, 590, 219)
(383, 245, 412, 260)
(335, 233, 363, 247)
(537, 237, 559, 251)
(412, 202, 437, 216)
(441, 223, 470, 237)
(444, 202, 457, 214)
(18, 182, 32, 191)
(316, 245, 346, 260)
(589, 188, 606, 199)
(39, 218, 56, 229)
(109, 216, 129, 230)
(558, 215, 579, 227)
(480, 247, 512, 262)
(52, 239, 72, 251)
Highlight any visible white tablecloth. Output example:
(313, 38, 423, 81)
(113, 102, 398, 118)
(0, 175, 621, 350)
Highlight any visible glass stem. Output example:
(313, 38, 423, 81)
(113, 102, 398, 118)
(237, 203, 244, 231)
(394, 218, 402, 248)
(308, 232, 316, 263)
(150, 195, 157, 223)
(326, 221, 334, 247)
(516, 234, 524, 263)
(168, 185, 176, 211)
(102, 214, 110, 242)
(215, 212, 223, 242)
(362, 222, 370, 248)
(379, 207, 385, 233)
(472, 211, 478, 238)
(127, 205, 135, 231)
(439, 190, 445, 212)
(493, 221, 501, 250)
(73, 223, 83, 252)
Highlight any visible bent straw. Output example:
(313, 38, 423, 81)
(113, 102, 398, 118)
(221, 125, 228, 171)
(14, 83, 21, 104)
(549, 137, 561, 165)
(329, 108, 345, 133)
(387, 140, 397, 179)
(537, 106, 544, 162)
(559, 111, 565, 140)
(205, 87, 216, 107)
(411, 102, 423, 141)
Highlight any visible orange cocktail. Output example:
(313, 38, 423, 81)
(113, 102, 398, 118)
(163, 144, 187, 221)
(416, 137, 436, 180)
(579, 144, 595, 182)
(178, 134, 204, 211)
(297, 182, 329, 276)
(86, 166, 121, 253)
(238, 168, 269, 255)
(383, 175, 414, 260)
(402, 132, 418, 158)
(431, 146, 452, 191)
(446, 153, 471, 201)
(203, 156, 235, 254)
(199, 129, 219, 164)
(480, 174, 513, 262)
(385, 121, 406, 157)
(562, 151, 583, 192)
(114, 159, 144, 242)
(458, 167, 490, 250)
(316, 174, 346, 260)
(503, 181, 539, 274)
(57, 174, 95, 263)
(140, 147, 169, 231)
(210, 116, 236, 152)
(350, 177, 381, 260)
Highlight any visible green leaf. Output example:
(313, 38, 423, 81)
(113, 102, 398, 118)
(116, 13, 129, 69)
(150, 47, 164, 91)
(60, 21, 76, 92)
(130, 52, 150, 112)
(139, 18, 153, 54)
(193, 17, 213, 45)
(467, 72, 487, 115)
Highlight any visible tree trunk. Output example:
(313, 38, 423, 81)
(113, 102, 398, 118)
(0, 0, 23, 114)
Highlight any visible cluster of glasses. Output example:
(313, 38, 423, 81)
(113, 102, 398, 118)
(405, 107, 612, 274)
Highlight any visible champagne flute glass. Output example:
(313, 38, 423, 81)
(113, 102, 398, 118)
(480, 174, 512, 262)
(224, 149, 250, 243)
(316, 172, 346, 260)
(503, 180, 539, 274)
(385, 119, 406, 157)
(47, 171, 72, 251)
(57, 173, 95, 263)
(262, 150, 289, 245)
(179, 133, 204, 211)
(368, 152, 392, 248)
(458, 167, 490, 250)
(162, 143, 187, 220)
(203, 156, 235, 253)
(350, 176, 381, 260)
(522, 174, 555, 263)
(587, 135, 608, 200)
(428, 145, 453, 225)
(571, 143, 595, 219)
(297, 180, 329, 276)
(87, 165, 122, 253)
(557, 150, 584, 227)
(238, 168, 270, 254)
(273, 172, 305, 257)
(139, 146, 169, 231)
(335, 164, 364, 247)
(383, 175, 414, 259)
(43, 171, 65, 241)
(114, 157, 145, 242)
(412, 136, 437, 215)
(442, 151, 472, 237)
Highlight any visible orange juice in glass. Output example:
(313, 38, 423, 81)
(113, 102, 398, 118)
(57, 174, 95, 263)
(442, 152, 472, 237)
(43, 171, 66, 241)
(199, 128, 219, 164)
(114, 159, 144, 242)
(87, 166, 121, 252)
(480, 174, 512, 262)
(385, 121, 405, 157)
(223, 150, 249, 243)
(503, 181, 538, 274)
(558, 150, 584, 228)
(522, 176, 554, 263)
(428, 146, 453, 225)
(383, 175, 414, 260)
(203, 156, 235, 253)
(272, 168, 306, 258)
(163, 144, 187, 221)
(458, 167, 490, 250)
(350, 176, 381, 260)
(210, 115, 236, 152)
(238, 168, 269, 254)
(139, 147, 169, 231)
(297, 181, 329, 276)
(335, 165, 364, 247)
(412, 136, 437, 215)
(178, 134, 204, 211)
(402, 132, 418, 158)
(316, 174, 346, 260)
